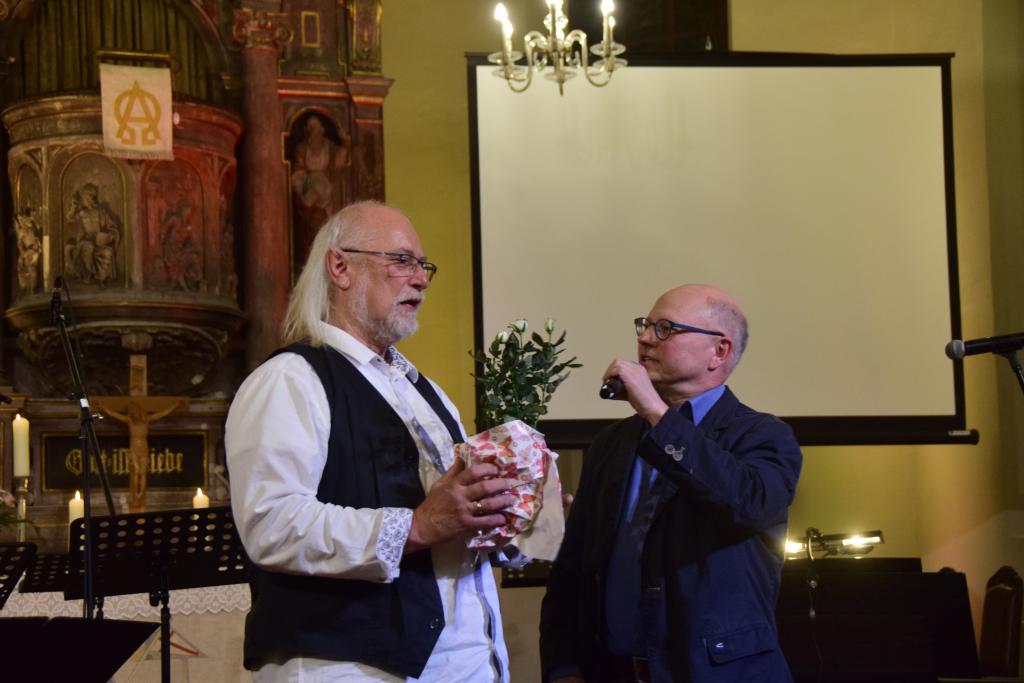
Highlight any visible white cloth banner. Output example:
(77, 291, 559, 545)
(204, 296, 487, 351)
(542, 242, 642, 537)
(100, 64, 174, 160)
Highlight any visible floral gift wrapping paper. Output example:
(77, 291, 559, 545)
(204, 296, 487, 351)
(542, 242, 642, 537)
(456, 419, 565, 561)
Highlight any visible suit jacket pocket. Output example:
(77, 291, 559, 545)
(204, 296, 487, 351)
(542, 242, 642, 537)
(704, 622, 776, 664)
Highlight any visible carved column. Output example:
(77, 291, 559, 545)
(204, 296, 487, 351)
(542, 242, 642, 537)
(0, 27, 11, 389)
(233, 8, 292, 370)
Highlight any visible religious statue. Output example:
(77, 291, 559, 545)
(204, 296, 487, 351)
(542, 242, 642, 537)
(14, 206, 42, 294)
(101, 398, 184, 512)
(95, 355, 187, 512)
(291, 113, 350, 258)
(64, 182, 122, 286)
(158, 198, 203, 291)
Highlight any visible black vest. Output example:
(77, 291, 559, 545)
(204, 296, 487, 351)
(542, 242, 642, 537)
(242, 343, 464, 677)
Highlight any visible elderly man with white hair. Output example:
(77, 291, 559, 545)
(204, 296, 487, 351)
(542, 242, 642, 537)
(227, 201, 516, 682)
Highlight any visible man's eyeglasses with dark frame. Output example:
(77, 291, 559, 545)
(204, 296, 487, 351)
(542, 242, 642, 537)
(634, 317, 725, 341)
(337, 248, 438, 282)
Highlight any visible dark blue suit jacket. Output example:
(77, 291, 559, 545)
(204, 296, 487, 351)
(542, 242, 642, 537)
(540, 387, 803, 682)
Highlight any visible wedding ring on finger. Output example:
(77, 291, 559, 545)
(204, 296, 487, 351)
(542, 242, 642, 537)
(473, 500, 483, 514)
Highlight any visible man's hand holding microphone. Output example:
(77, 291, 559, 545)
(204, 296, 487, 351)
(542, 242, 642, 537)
(599, 359, 669, 426)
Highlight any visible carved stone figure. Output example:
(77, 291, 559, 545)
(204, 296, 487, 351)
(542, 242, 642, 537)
(14, 206, 42, 294)
(159, 199, 203, 291)
(64, 182, 122, 286)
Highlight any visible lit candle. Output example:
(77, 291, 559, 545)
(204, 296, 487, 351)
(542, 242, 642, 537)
(494, 4, 513, 62)
(547, 0, 558, 39)
(68, 490, 84, 526)
(12, 413, 29, 477)
(601, 0, 614, 47)
(192, 487, 210, 509)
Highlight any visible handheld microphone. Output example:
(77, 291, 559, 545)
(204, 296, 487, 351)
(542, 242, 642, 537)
(50, 276, 63, 325)
(599, 377, 624, 400)
(946, 332, 1024, 359)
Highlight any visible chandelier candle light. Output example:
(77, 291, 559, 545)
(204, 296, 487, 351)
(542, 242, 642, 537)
(490, 0, 627, 95)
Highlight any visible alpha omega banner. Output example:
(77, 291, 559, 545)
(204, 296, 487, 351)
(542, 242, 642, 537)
(99, 63, 174, 160)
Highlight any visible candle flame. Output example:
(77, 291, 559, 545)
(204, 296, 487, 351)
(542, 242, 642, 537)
(74, 490, 81, 501)
(196, 487, 204, 496)
(601, 0, 615, 15)
(494, 3, 508, 22)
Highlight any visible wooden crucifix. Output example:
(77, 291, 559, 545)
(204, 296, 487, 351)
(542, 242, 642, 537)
(94, 355, 187, 512)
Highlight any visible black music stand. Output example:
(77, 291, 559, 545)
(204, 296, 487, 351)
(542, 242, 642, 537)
(0, 616, 158, 682)
(18, 551, 71, 595)
(0, 541, 36, 610)
(67, 505, 248, 683)
(3, 544, 156, 681)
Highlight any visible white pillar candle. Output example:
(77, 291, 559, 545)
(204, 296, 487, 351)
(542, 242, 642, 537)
(601, 0, 614, 47)
(192, 487, 210, 509)
(12, 414, 29, 477)
(69, 490, 84, 526)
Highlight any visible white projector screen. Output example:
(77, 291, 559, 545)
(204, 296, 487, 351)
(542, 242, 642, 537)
(468, 54, 968, 446)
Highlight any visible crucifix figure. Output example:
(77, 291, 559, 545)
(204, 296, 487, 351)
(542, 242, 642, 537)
(94, 355, 187, 512)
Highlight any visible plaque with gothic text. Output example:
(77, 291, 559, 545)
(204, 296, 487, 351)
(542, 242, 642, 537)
(40, 432, 206, 492)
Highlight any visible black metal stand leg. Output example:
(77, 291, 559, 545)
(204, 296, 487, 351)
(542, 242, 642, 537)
(161, 596, 171, 683)
(150, 578, 171, 683)
(998, 351, 1024, 397)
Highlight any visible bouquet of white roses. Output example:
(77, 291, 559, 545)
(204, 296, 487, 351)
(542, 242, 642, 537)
(471, 318, 581, 430)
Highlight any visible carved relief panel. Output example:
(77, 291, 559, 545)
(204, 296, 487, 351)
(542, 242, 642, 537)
(143, 160, 206, 292)
(60, 154, 127, 289)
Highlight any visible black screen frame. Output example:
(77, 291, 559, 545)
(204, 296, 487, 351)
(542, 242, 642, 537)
(467, 51, 973, 449)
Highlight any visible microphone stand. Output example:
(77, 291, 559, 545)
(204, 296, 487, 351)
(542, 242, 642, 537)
(996, 350, 1024, 398)
(804, 527, 825, 683)
(51, 278, 117, 619)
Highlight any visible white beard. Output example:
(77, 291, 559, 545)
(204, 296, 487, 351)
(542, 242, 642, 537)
(349, 277, 420, 350)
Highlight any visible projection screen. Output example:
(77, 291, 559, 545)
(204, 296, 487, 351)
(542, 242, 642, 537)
(468, 54, 970, 447)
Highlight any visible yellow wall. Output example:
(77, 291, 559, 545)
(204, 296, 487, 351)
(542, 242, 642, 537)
(383, 0, 1024, 677)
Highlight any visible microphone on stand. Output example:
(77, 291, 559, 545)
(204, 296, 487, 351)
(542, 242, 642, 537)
(599, 377, 624, 400)
(50, 276, 64, 325)
(945, 332, 1024, 359)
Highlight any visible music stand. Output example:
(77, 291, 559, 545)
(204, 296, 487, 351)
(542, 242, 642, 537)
(67, 505, 248, 683)
(18, 551, 71, 595)
(0, 541, 36, 610)
(0, 616, 158, 682)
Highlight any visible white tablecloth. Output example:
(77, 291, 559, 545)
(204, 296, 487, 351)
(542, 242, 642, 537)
(4, 582, 251, 618)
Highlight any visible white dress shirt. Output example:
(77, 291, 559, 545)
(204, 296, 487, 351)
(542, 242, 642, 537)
(226, 322, 509, 682)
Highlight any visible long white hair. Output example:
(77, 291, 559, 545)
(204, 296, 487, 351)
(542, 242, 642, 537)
(281, 200, 385, 347)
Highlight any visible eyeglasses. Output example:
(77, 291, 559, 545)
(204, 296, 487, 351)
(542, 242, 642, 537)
(634, 317, 725, 341)
(337, 248, 438, 282)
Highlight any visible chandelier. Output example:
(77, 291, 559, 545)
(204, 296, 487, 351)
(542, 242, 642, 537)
(489, 1, 627, 95)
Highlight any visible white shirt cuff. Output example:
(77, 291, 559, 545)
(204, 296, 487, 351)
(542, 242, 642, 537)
(378, 507, 414, 580)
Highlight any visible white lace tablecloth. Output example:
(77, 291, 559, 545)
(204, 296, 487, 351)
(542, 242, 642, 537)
(3, 582, 251, 619)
